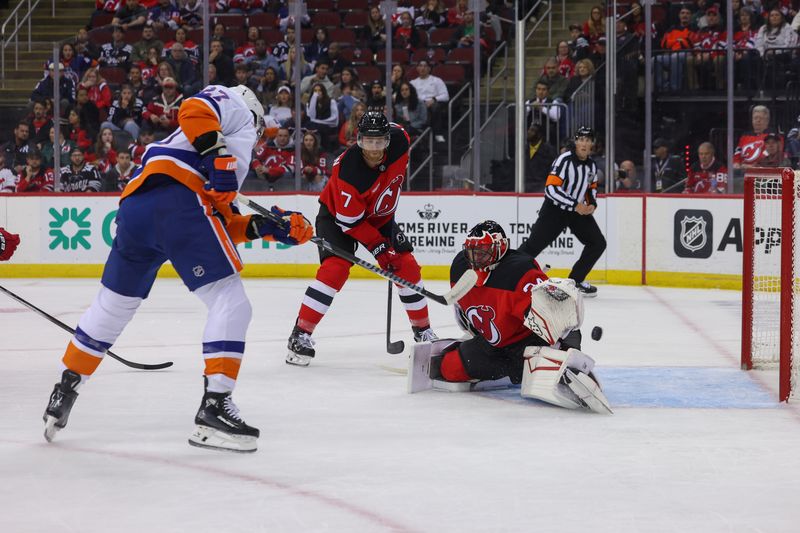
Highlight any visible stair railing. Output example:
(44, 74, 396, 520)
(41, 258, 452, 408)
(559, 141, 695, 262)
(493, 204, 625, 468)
(1, 0, 54, 88)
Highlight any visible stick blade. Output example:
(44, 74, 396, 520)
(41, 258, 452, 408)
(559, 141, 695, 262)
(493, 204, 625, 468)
(443, 269, 479, 305)
(387, 340, 405, 354)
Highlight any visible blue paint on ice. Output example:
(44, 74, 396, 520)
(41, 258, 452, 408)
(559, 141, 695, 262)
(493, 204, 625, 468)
(479, 367, 778, 409)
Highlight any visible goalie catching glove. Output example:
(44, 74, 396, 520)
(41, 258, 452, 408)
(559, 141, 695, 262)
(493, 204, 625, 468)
(245, 205, 313, 245)
(523, 278, 584, 345)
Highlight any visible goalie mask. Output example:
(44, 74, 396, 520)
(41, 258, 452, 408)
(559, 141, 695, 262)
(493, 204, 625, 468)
(463, 220, 509, 271)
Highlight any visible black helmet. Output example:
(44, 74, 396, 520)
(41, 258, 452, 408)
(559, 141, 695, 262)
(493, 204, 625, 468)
(574, 126, 595, 141)
(463, 220, 509, 271)
(357, 110, 391, 151)
(358, 110, 390, 137)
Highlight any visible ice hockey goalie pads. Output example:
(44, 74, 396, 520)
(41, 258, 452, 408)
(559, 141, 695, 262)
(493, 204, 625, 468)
(523, 278, 584, 345)
(520, 346, 612, 413)
(407, 339, 462, 393)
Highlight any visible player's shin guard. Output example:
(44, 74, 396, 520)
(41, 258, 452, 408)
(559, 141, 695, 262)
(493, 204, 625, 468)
(289, 257, 351, 366)
(296, 256, 351, 333)
(61, 286, 142, 383)
(394, 256, 431, 329)
(194, 275, 252, 393)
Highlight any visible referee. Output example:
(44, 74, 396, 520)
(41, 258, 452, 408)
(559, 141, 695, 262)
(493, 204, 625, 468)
(518, 126, 606, 297)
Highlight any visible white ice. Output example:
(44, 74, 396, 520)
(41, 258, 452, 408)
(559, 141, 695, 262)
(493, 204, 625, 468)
(1, 278, 800, 533)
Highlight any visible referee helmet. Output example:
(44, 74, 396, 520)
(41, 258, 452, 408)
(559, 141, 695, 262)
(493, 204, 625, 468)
(574, 126, 596, 142)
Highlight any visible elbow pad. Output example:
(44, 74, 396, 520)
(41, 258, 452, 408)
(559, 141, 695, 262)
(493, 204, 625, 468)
(192, 130, 227, 156)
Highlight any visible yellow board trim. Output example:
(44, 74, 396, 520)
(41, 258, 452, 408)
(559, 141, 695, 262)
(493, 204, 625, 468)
(0, 264, 744, 290)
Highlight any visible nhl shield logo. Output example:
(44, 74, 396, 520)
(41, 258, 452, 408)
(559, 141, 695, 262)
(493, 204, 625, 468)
(680, 216, 707, 252)
(673, 209, 713, 258)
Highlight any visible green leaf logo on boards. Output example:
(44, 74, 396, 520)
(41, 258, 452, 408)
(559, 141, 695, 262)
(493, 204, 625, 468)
(48, 207, 92, 250)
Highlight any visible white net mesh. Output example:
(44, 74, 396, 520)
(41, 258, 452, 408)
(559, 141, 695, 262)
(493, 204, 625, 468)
(747, 170, 800, 400)
(750, 177, 783, 367)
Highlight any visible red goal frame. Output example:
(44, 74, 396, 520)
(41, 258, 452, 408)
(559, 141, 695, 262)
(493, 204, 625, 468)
(741, 167, 796, 402)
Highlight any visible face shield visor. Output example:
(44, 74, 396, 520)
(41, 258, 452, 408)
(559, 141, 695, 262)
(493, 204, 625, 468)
(357, 133, 390, 151)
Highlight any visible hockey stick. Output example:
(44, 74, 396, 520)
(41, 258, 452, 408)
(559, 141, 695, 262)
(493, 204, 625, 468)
(386, 281, 405, 354)
(0, 285, 173, 371)
(236, 193, 478, 305)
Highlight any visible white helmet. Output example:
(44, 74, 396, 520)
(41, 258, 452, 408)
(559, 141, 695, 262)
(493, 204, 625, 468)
(231, 84, 265, 138)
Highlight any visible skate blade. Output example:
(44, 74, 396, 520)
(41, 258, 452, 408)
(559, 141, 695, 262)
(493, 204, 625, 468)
(188, 425, 257, 453)
(285, 353, 312, 367)
(43, 415, 59, 442)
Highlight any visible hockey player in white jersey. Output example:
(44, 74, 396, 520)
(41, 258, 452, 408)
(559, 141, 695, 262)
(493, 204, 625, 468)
(42, 85, 313, 452)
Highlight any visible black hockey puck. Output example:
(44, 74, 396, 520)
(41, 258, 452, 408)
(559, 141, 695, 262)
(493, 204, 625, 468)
(591, 326, 603, 341)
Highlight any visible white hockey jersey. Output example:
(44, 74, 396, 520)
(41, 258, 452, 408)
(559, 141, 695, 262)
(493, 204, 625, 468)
(121, 84, 258, 201)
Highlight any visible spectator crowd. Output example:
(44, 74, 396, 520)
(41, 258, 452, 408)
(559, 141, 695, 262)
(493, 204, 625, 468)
(4, 0, 800, 195)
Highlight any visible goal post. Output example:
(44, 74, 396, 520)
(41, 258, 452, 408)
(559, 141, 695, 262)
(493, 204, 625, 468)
(741, 167, 799, 402)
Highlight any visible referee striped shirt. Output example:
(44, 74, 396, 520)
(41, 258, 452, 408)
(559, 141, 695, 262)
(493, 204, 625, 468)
(545, 151, 599, 210)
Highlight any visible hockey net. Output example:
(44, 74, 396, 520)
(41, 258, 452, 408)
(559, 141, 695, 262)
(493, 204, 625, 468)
(741, 168, 800, 402)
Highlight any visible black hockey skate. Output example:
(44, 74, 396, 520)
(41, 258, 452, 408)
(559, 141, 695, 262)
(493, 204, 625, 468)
(412, 326, 439, 343)
(286, 324, 315, 366)
(188, 377, 260, 453)
(43, 369, 81, 442)
(576, 281, 598, 298)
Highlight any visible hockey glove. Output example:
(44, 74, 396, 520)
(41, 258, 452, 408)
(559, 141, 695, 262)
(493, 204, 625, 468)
(391, 224, 414, 253)
(245, 206, 313, 245)
(368, 239, 403, 271)
(0, 228, 20, 261)
(201, 154, 239, 192)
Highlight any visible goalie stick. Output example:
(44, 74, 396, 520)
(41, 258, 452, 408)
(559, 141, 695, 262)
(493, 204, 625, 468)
(386, 281, 405, 354)
(0, 284, 173, 371)
(236, 193, 478, 305)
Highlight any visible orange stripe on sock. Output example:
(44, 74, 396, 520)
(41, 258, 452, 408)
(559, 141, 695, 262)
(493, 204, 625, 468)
(63, 341, 103, 376)
(204, 357, 242, 380)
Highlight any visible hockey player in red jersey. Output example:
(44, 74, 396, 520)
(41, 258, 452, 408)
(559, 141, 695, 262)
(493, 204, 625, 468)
(407, 221, 611, 413)
(285, 110, 437, 366)
(41, 85, 313, 453)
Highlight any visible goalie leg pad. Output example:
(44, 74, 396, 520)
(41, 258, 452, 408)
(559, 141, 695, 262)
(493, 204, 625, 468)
(407, 339, 462, 394)
(521, 346, 605, 411)
(564, 369, 613, 414)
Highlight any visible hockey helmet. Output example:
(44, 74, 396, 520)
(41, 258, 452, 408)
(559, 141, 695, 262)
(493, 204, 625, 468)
(574, 126, 596, 142)
(463, 220, 509, 271)
(231, 84, 266, 139)
(357, 110, 391, 151)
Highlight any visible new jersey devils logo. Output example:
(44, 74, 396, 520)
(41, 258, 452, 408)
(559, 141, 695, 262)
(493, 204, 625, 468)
(465, 305, 501, 345)
(374, 175, 404, 217)
(739, 140, 765, 164)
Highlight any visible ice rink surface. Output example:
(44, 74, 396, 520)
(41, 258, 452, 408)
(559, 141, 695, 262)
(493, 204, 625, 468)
(2, 277, 800, 533)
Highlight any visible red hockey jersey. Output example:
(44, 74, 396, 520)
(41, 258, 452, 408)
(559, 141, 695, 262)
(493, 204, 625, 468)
(16, 167, 55, 192)
(450, 250, 548, 348)
(318, 124, 410, 247)
(734, 130, 782, 166)
(685, 158, 728, 194)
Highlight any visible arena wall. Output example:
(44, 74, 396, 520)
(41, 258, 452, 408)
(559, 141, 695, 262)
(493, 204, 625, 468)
(0, 192, 746, 289)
